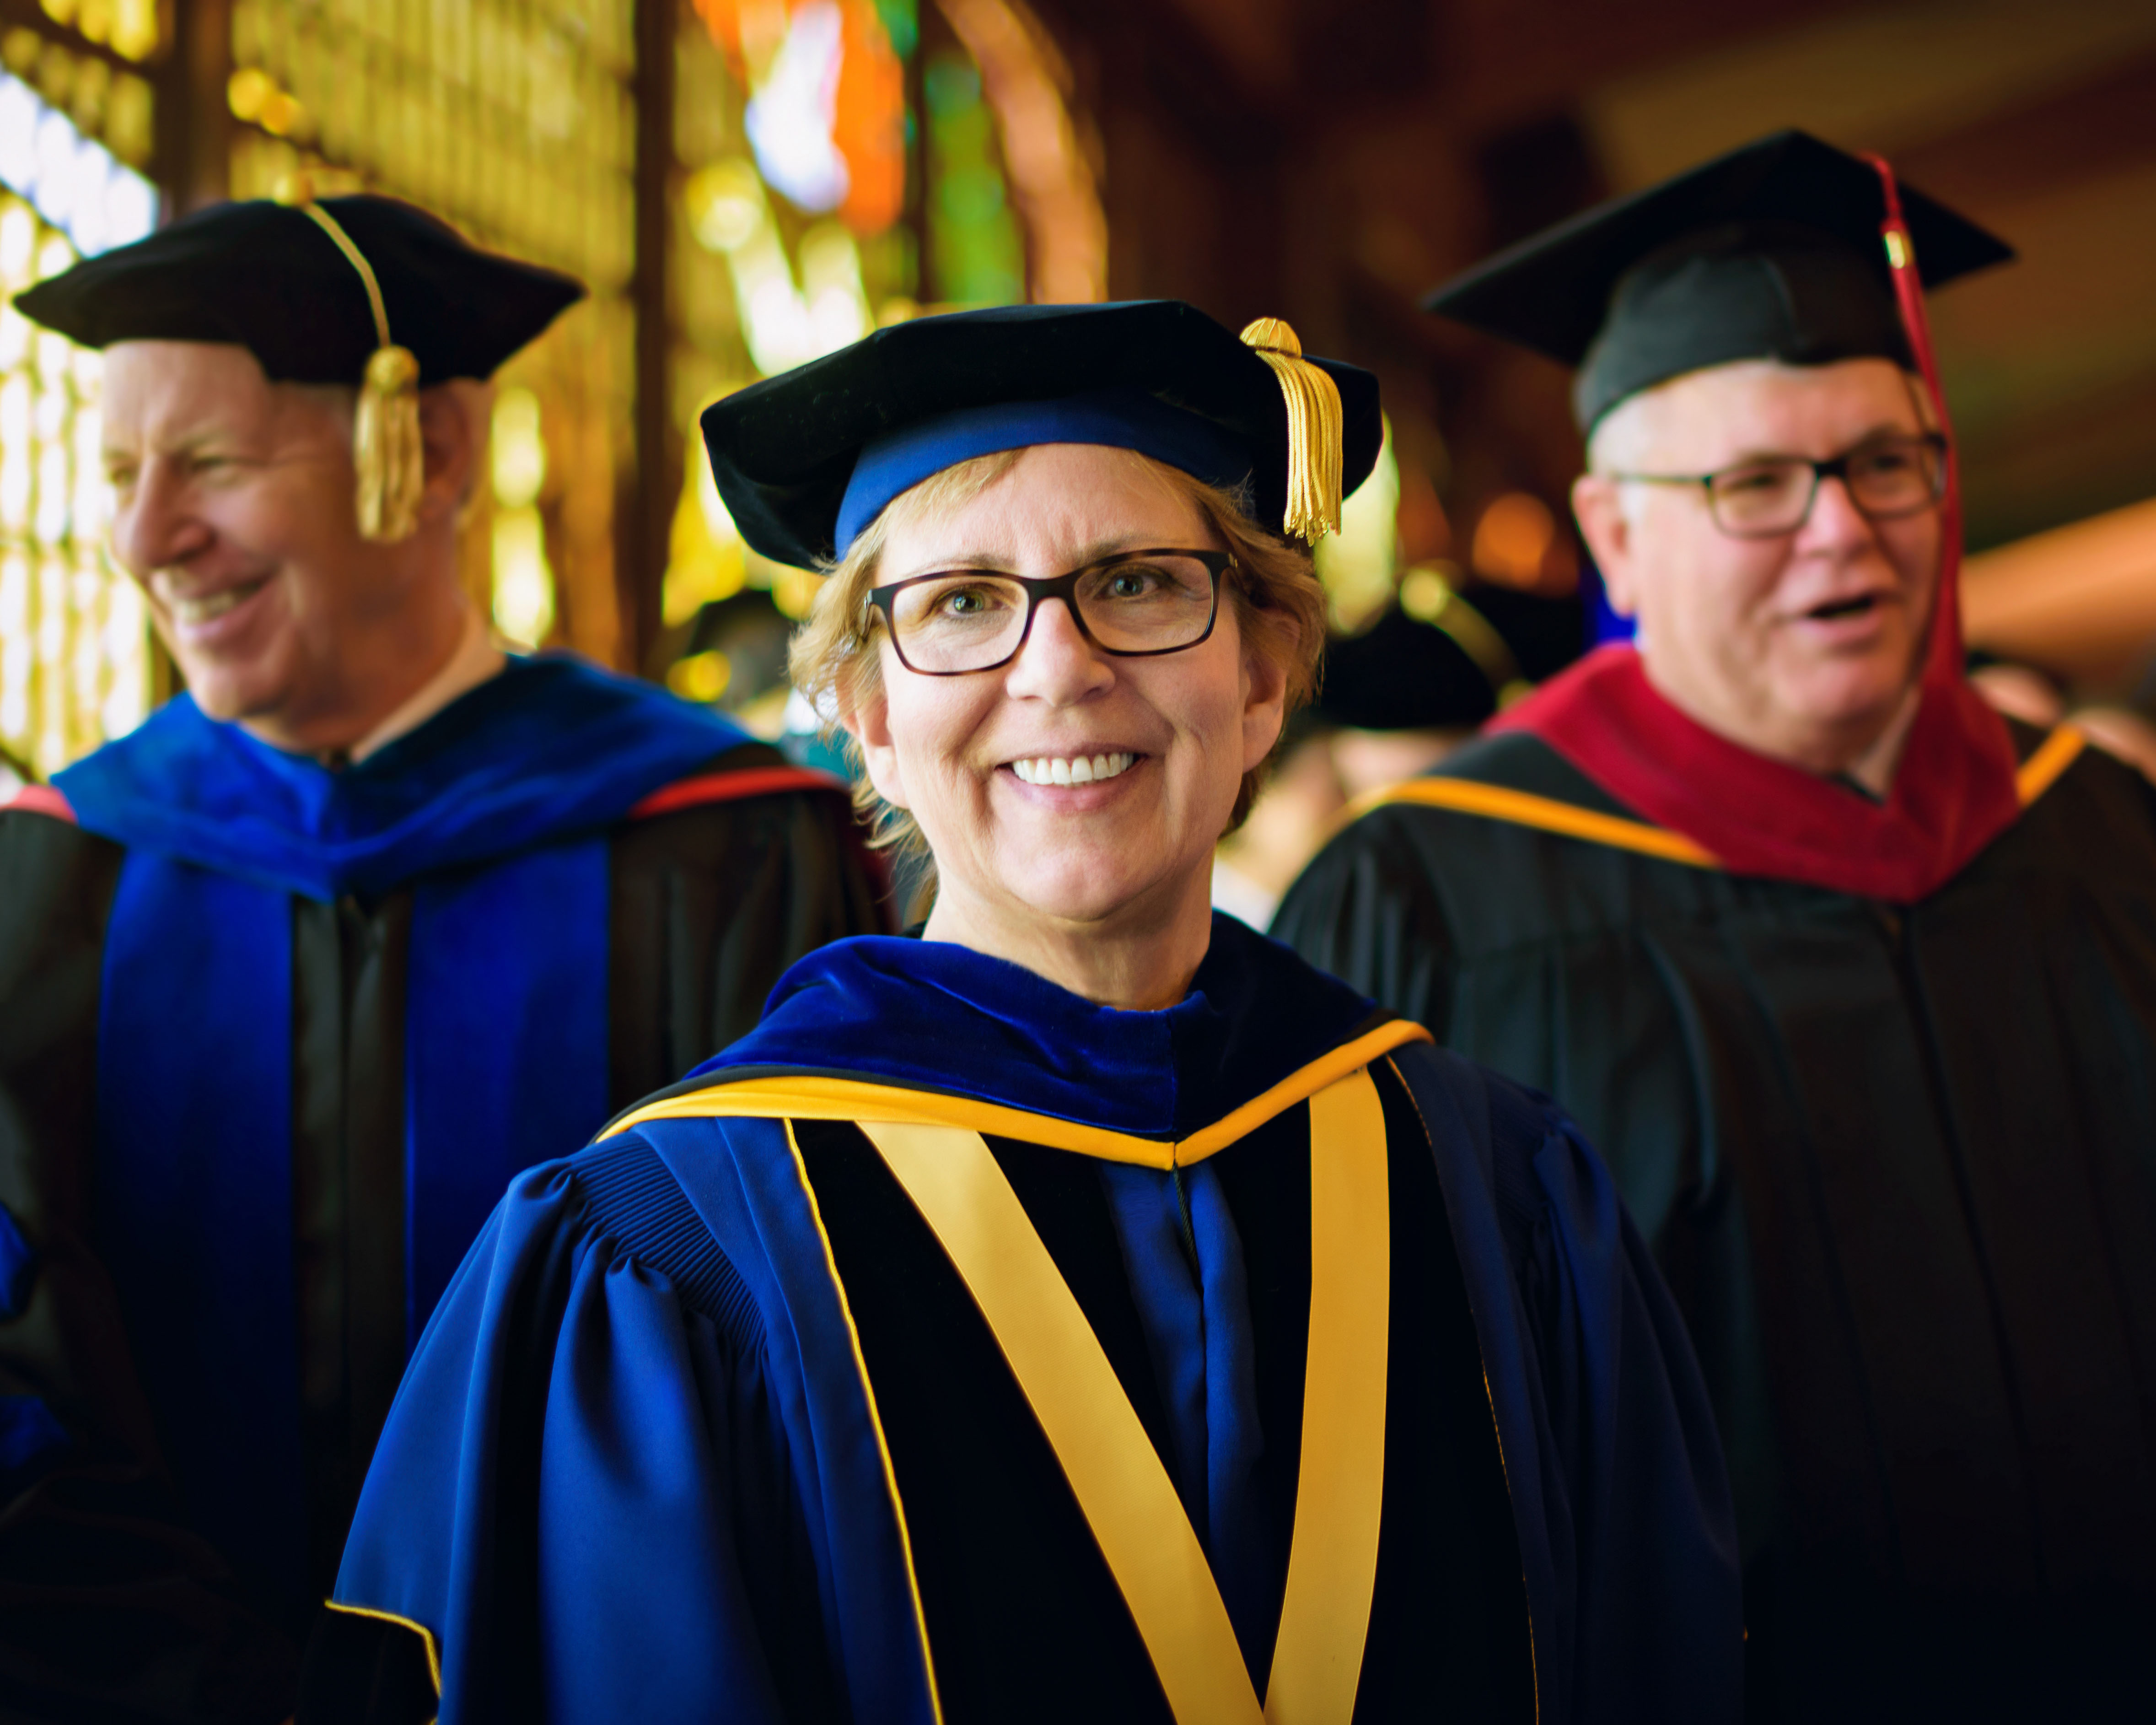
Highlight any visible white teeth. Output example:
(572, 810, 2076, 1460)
(1012, 752, 1136, 786)
(172, 579, 265, 625)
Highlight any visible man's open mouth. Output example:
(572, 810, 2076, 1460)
(1805, 593, 1880, 622)
(171, 575, 271, 626)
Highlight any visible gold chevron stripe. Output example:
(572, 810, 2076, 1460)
(856, 1066, 1390, 1724)
(597, 1019, 1432, 1168)
(2015, 725, 2085, 805)
(1352, 776, 1720, 868)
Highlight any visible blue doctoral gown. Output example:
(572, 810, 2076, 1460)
(0, 655, 882, 1720)
(321, 916, 1740, 1723)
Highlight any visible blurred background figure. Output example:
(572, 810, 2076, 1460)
(1212, 561, 1583, 927)
(1213, 402, 1588, 927)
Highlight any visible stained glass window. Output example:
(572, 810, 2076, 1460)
(662, 0, 1102, 732)
(226, 0, 639, 665)
(0, 192, 150, 780)
(0, 11, 158, 782)
(923, 50, 1020, 305)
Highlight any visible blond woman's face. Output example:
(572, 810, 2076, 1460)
(846, 443, 1287, 933)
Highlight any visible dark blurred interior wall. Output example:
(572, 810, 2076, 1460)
(1032, 0, 2156, 574)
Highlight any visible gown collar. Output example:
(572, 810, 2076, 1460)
(348, 604, 505, 764)
(56, 654, 746, 902)
(691, 913, 1388, 1143)
(1489, 641, 2023, 902)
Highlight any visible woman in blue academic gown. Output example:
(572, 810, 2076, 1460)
(302, 302, 1741, 1725)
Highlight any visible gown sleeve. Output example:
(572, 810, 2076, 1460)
(608, 755, 890, 1099)
(1398, 1042, 1742, 1725)
(0, 808, 299, 1724)
(310, 1146, 833, 1725)
(1269, 809, 1462, 1040)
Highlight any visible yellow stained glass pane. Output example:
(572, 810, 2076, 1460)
(228, 0, 639, 668)
(0, 189, 148, 777)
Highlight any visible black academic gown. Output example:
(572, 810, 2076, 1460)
(0, 674, 884, 1725)
(1274, 724, 2156, 1721)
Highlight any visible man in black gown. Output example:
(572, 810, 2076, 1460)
(0, 193, 881, 1721)
(1276, 131, 2156, 1719)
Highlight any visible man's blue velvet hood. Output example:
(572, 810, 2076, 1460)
(56, 654, 746, 900)
(51, 653, 749, 1614)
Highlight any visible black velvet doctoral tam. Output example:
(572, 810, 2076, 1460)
(14, 194, 584, 386)
(1424, 129, 2012, 428)
(699, 300, 1384, 567)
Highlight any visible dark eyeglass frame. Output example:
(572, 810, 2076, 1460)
(1608, 431, 1949, 540)
(863, 546, 1236, 676)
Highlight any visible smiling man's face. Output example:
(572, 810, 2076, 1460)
(1573, 356, 1943, 776)
(102, 340, 427, 742)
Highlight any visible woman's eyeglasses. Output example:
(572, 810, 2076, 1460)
(1607, 432, 1948, 539)
(864, 547, 1234, 676)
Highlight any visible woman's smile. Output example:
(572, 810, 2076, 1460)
(1007, 751, 1139, 786)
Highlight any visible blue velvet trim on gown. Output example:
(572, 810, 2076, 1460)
(69, 658, 744, 1611)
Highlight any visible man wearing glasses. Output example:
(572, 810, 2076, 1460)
(1276, 131, 2156, 1721)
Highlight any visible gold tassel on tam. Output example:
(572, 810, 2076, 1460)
(277, 176, 425, 543)
(352, 344, 423, 541)
(1240, 317, 1344, 543)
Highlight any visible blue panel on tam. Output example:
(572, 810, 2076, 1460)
(834, 388, 1252, 553)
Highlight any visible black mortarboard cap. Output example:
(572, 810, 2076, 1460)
(1317, 581, 1582, 732)
(13, 194, 584, 386)
(700, 300, 1384, 567)
(1424, 130, 2012, 429)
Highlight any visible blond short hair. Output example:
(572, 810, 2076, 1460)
(787, 446, 1326, 871)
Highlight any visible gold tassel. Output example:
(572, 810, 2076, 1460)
(1240, 316, 1344, 543)
(355, 344, 424, 541)
(278, 180, 425, 543)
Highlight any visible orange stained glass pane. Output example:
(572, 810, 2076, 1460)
(693, 0, 907, 236)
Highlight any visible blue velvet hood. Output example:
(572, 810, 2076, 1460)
(50, 654, 747, 1617)
(679, 914, 1382, 1139)
(56, 653, 745, 900)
